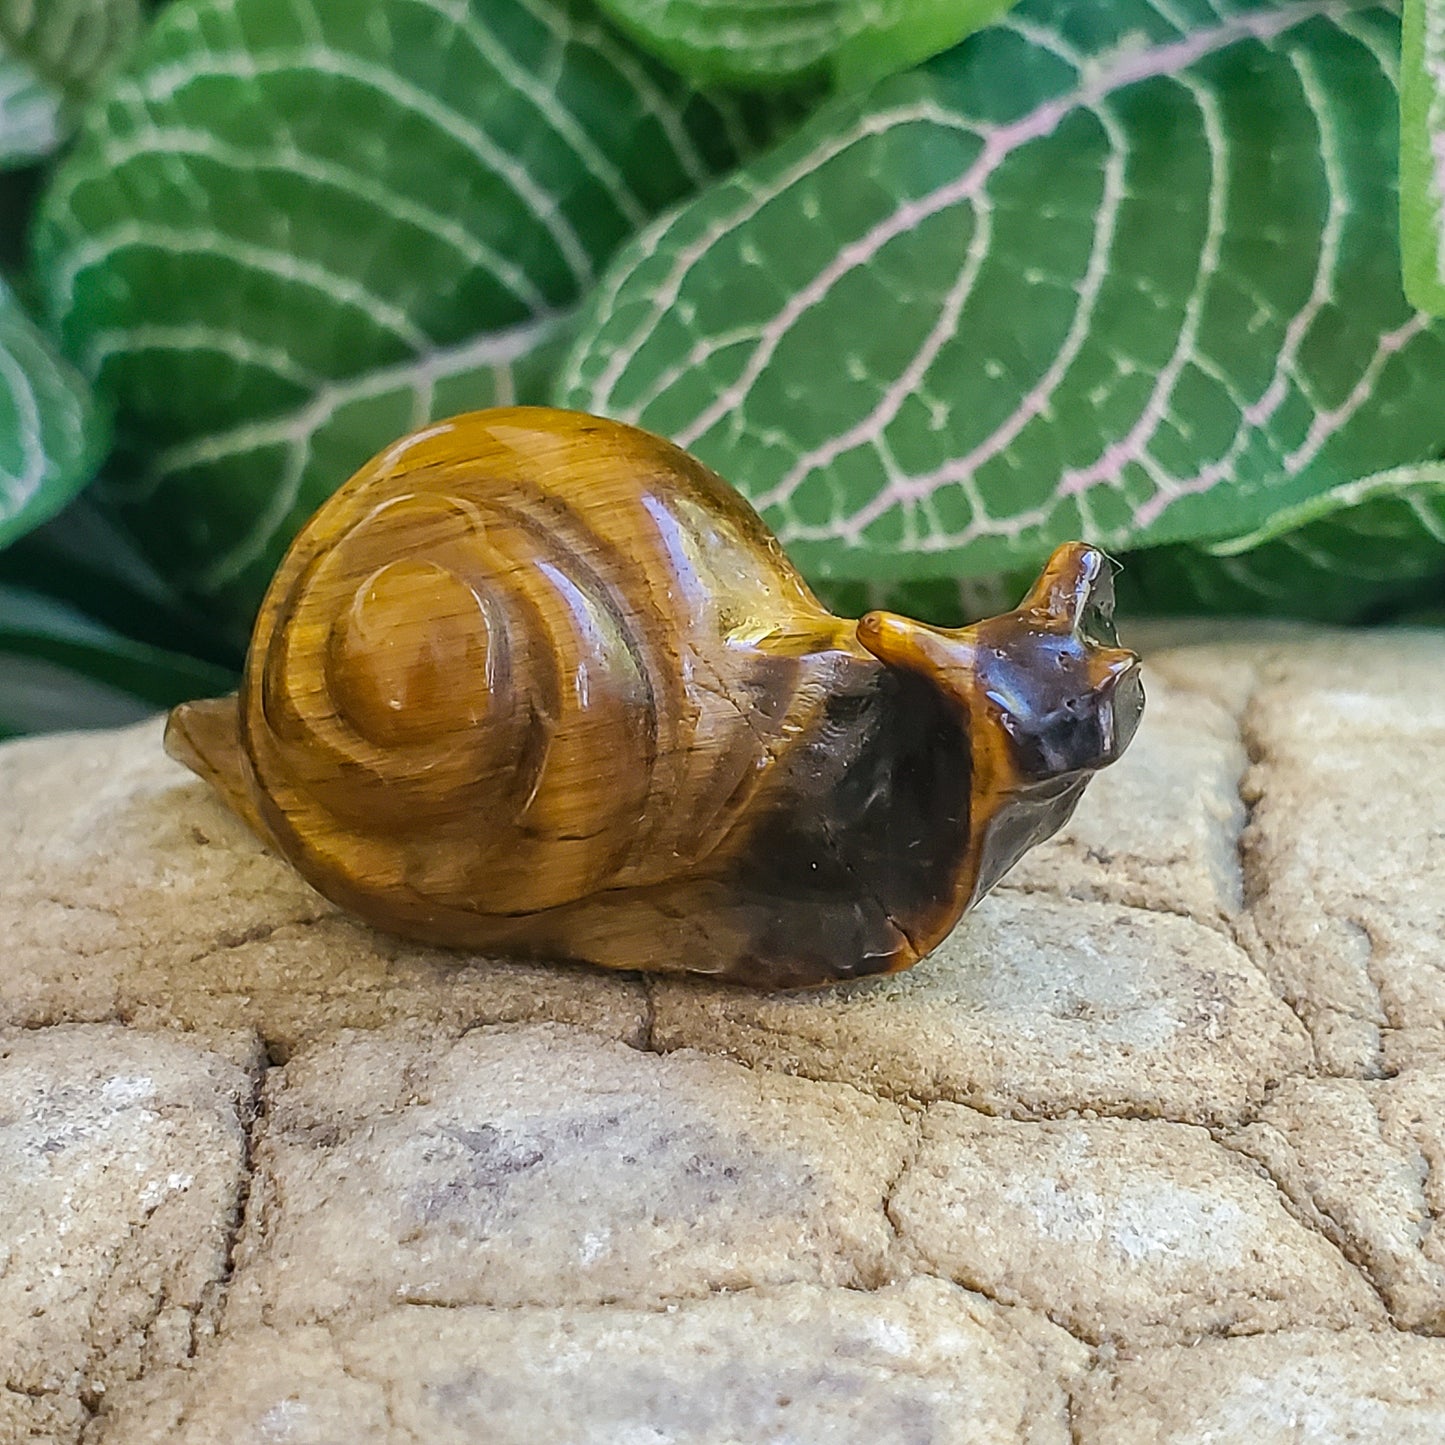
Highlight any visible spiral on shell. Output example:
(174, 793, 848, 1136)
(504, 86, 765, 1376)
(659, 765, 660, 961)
(167, 408, 1143, 988)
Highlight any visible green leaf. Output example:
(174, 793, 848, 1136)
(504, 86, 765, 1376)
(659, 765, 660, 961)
(559, 0, 1445, 589)
(0, 494, 239, 666)
(32, 0, 768, 635)
(0, 0, 142, 167)
(1401, 0, 1445, 314)
(0, 277, 108, 547)
(0, 165, 42, 282)
(814, 568, 1031, 625)
(0, 582, 235, 737)
(834, 0, 1019, 92)
(105, 312, 575, 645)
(1395, 602, 1445, 622)
(594, 0, 1016, 91)
(1122, 465, 1445, 623)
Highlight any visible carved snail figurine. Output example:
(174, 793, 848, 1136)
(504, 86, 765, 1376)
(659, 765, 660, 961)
(167, 407, 1143, 989)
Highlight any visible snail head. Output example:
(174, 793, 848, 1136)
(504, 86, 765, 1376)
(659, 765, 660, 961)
(855, 542, 1143, 905)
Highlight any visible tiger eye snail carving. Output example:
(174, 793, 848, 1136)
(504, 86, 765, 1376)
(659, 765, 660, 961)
(166, 407, 1143, 989)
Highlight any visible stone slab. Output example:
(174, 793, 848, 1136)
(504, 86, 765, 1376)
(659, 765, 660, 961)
(1073, 1329, 1445, 1443)
(1239, 632, 1445, 1076)
(97, 1280, 1086, 1445)
(653, 889, 1310, 1126)
(1231, 1068, 1445, 1331)
(0, 719, 647, 1055)
(1, 628, 1443, 1439)
(223, 1023, 911, 1328)
(0, 1026, 252, 1445)
(889, 1106, 1386, 1346)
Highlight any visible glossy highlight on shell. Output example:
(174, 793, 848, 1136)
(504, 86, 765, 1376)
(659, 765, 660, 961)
(166, 407, 1144, 989)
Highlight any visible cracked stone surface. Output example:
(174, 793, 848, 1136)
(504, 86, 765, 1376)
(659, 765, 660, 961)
(221, 1024, 910, 1327)
(652, 889, 1309, 1126)
(1231, 1070, 1445, 1332)
(1239, 631, 1445, 1077)
(0, 1027, 253, 1442)
(889, 1107, 1386, 1345)
(0, 721, 646, 1057)
(1072, 1329, 1445, 1442)
(1, 627, 1444, 1443)
(109, 1280, 1088, 1444)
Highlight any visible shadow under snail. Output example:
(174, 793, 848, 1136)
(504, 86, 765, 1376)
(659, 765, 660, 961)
(166, 407, 1144, 989)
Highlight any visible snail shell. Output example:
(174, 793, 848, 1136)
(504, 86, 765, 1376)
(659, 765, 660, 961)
(167, 407, 1143, 988)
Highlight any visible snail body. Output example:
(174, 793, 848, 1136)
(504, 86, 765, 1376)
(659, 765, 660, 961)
(167, 407, 1143, 988)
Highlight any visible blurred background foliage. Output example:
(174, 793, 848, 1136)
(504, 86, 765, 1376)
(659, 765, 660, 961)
(2, 0, 1444, 734)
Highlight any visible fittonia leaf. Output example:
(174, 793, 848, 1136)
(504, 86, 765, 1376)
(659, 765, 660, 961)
(594, 0, 1018, 91)
(0, 582, 235, 737)
(559, 0, 1445, 586)
(31, 0, 769, 636)
(0, 278, 108, 548)
(814, 570, 1031, 626)
(0, 495, 242, 665)
(1124, 464, 1445, 623)
(1402, 0, 1445, 314)
(0, 0, 142, 167)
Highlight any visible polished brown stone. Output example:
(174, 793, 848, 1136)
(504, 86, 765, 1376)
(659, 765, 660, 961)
(166, 407, 1142, 986)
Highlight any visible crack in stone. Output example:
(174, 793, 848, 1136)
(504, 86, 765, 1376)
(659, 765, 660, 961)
(1345, 915, 1399, 1050)
(877, 1106, 925, 1283)
(61, 1048, 269, 1443)
(1210, 1127, 1399, 1324)
(174, 913, 335, 973)
(644, 1000, 1272, 1127)
(1230, 681, 1334, 1077)
(204, 1057, 269, 1337)
(11, 1010, 133, 1032)
(1065, 1400, 1083, 1445)
(994, 878, 1227, 937)
(992, 878, 1245, 949)
(634, 976, 660, 1056)
(361, 1358, 422, 1445)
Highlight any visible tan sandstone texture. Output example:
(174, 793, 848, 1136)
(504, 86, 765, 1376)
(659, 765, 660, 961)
(103, 1280, 1087, 1445)
(0, 626, 1443, 1443)
(223, 1024, 911, 1326)
(0, 1026, 253, 1441)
